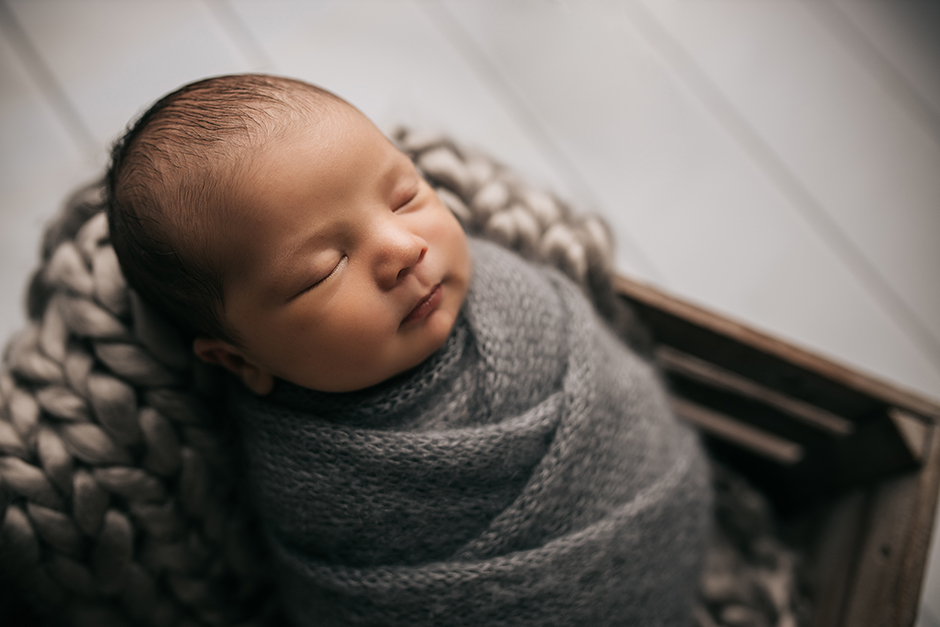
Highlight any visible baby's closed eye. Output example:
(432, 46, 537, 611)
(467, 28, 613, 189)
(292, 254, 347, 300)
(395, 189, 418, 211)
(390, 172, 421, 212)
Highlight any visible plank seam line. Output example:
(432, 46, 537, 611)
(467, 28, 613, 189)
(0, 0, 98, 159)
(201, 0, 276, 72)
(807, 0, 940, 145)
(624, 0, 940, 373)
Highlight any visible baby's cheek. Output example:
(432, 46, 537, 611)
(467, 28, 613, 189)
(332, 314, 392, 359)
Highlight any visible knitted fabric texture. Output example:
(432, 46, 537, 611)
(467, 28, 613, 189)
(233, 238, 712, 626)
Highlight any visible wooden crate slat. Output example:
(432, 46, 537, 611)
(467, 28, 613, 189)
(658, 345, 854, 435)
(894, 422, 940, 627)
(615, 275, 940, 421)
(841, 468, 922, 627)
(807, 489, 868, 627)
(889, 408, 932, 464)
(670, 396, 804, 464)
(662, 368, 919, 509)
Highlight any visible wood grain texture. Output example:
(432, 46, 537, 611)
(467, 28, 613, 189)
(842, 469, 922, 627)
(895, 422, 940, 627)
(807, 489, 868, 627)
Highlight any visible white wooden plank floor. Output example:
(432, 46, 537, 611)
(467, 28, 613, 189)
(1, 0, 938, 622)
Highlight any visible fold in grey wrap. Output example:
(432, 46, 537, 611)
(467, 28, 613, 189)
(232, 238, 711, 626)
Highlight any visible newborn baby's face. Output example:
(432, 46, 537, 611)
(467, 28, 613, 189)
(203, 104, 471, 393)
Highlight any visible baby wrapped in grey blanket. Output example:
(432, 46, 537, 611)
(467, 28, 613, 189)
(234, 239, 711, 626)
(100, 74, 710, 626)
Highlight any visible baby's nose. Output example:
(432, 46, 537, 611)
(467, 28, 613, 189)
(396, 246, 426, 281)
(376, 229, 427, 287)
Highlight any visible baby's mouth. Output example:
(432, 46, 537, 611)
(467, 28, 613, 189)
(402, 283, 443, 325)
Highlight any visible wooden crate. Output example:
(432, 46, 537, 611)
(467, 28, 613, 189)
(615, 275, 940, 627)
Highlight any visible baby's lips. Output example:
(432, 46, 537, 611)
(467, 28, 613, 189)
(402, 283, 443, 325)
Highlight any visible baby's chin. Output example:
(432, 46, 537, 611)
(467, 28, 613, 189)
(282, 340, 448, 395)
(337, 319, 459, 393)
(377, 326, 457, 387)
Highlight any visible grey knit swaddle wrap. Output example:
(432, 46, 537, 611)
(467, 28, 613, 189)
(234, 238, 711, 626)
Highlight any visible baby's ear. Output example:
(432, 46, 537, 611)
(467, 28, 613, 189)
(193, 337, 274, 395)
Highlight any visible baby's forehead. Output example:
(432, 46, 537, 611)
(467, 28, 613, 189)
(206, 105, 405, 272)
(203, 98, 400, 219)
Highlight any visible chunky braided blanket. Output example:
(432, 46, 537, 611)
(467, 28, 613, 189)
(233, 238, 710, 626)
(0, 186, 269, 626)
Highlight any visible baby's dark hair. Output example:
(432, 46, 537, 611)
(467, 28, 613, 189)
(106, 74, 342, 343)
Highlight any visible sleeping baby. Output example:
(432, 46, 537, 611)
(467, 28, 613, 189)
(106, 74, 710, 626)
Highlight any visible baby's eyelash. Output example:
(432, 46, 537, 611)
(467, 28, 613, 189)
(395, 188, 419, 211)
(302, 255, 347, 295)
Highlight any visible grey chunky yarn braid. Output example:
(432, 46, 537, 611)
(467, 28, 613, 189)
(1, 183, 269, 627)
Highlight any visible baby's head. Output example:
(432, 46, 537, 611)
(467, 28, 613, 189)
(108, 74, 471, 394)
